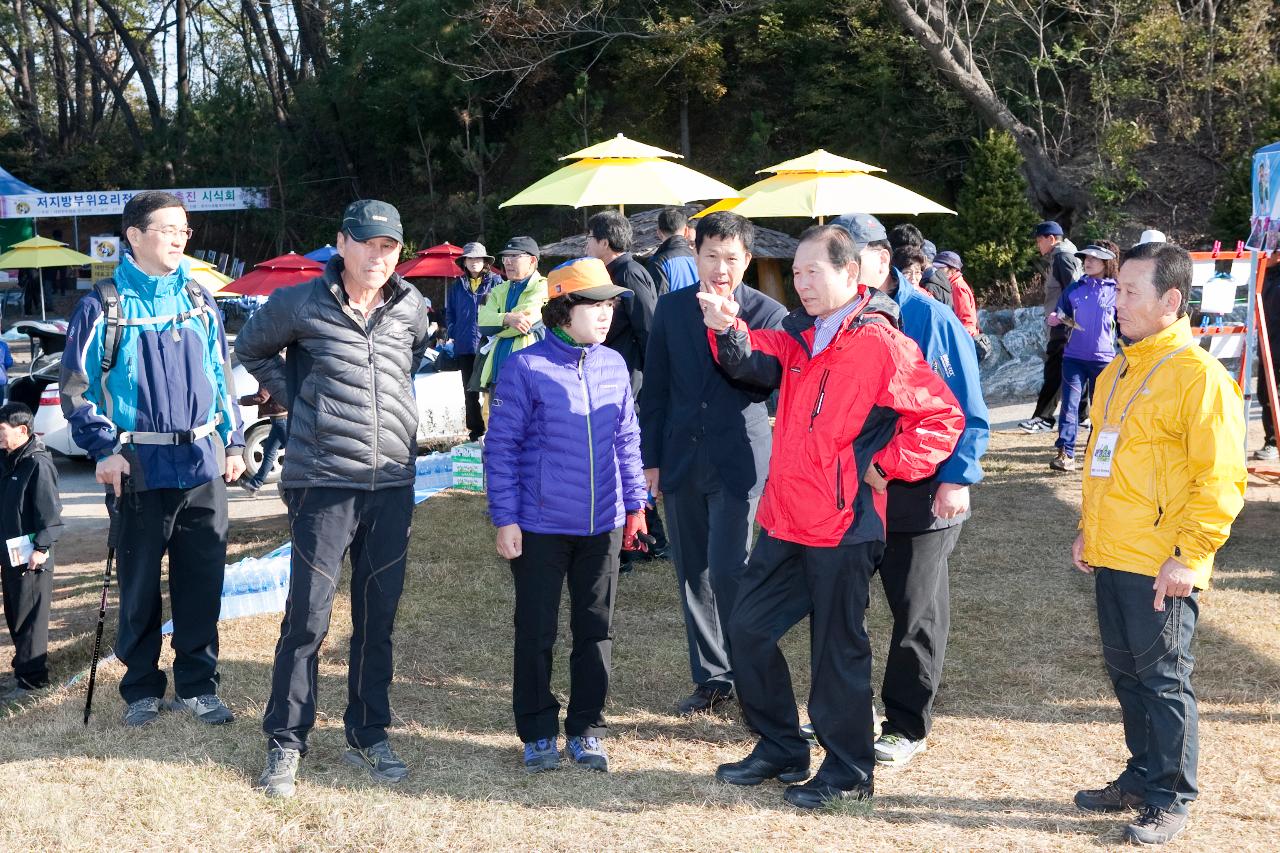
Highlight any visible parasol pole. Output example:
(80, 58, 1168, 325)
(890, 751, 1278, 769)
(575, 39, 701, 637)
(39, 266, 46, 321)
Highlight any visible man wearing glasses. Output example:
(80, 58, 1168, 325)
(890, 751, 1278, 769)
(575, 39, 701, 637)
(61, 190, 245, 728)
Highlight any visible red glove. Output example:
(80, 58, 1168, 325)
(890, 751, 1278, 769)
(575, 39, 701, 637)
(622, 510, 650, 552)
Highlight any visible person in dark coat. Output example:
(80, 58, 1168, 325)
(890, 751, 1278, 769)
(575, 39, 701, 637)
(586, 210, 659, 395)
(0, 403, 63, 701)
(484, 257, 647, 774)
(639, 211, 787, 717)
(237, 386, 288, 494)
(645, 207, 699, 295)
(445, 242, 502, 440)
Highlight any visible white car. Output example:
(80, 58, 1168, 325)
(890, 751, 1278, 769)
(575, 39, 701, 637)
(13, 331, 467, 482)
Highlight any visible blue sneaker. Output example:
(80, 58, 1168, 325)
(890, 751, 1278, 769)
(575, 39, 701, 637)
(523, 737, 560, 773)
(566, 735, 608, 772)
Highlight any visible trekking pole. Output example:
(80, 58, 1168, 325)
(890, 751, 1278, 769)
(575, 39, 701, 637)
(83, 488, 123, 726)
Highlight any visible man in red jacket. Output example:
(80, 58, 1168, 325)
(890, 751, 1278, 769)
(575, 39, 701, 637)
(699, 224, 963, 809)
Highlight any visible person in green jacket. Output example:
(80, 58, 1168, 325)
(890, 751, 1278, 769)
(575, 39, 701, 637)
(477, 236, 550, 389)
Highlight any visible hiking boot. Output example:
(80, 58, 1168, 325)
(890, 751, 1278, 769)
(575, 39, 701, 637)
(873, 732, 927, 766)
(259, 747, 301, 798)
(168, 693, 235, 725)
(566, 735, 608, 772)
(1018, 416, 1054, 433)
(1073, 780, 1145, 813)
(783, 778, 873, 809)
(122, 696, 163, 727)
(0, 683, 32, 703)
(343, 740, 409, 784)
(522, 737, 560, 773)
(676, 685, 733, 716)
(1124, 805, 1188, 845)
(1050, 450, 1077, 472)
(715, 754, 808, 786)
(1251, 443, 1279, 462)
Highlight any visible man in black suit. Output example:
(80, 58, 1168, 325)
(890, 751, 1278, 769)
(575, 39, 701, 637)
(640, 212, 787, 716)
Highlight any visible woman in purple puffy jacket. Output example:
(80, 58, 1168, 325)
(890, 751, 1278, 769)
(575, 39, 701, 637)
(484, 257, 649, 775)
(1047, 240, 1120, 471)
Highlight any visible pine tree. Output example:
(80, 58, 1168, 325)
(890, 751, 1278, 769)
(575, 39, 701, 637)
(941, 130, 1041, 305)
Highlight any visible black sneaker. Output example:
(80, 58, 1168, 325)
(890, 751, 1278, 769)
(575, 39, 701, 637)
(168, 693, 235, 724)
(122, 696, 163, 727)
(1124, 805, 1188, 845)
(783, 778, 873, 809)
(343, 740, 409, 784)
(1074, 780, 1145, 813)
(676, 685, 733, 716)
(1018, 416, 1054, 433)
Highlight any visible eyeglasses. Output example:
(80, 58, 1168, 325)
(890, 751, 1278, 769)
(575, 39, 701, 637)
(143, 226, 194, 240)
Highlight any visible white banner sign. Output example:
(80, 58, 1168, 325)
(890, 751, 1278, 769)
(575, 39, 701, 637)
(0, 186, 270, 219)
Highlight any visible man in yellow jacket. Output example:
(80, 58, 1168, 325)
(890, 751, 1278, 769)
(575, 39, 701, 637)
(1071, 241, 1246, 846)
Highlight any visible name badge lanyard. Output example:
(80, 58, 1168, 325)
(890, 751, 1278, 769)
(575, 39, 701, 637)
(1090, 344, 1190, 480)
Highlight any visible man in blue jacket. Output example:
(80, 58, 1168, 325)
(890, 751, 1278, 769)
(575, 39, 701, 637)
(60, 191, 245, 727)
(640, 212, 787, 716)
(834, 213, 990, 767)
(446, 242, 502, 440)
(644, 207, 699, 295)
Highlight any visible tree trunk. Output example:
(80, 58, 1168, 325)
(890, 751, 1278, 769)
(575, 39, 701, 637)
(881, 0, 1090, 227)
(680, 90, 691, 160)
(241, 0, 289, 124)
(175, 0, 190, 163)
(292, 0, 330, 75)
(95, 0, 167, 130)
(11, 0, 47, 154)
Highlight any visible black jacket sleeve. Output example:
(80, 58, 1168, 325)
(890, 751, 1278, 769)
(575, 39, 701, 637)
(623, 262, 659, 368)
(30, 456, 63, 549)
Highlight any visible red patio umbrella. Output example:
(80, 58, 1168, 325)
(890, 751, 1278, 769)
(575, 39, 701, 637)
(221, 252, 324, 297)
(395, 242, 465, 279)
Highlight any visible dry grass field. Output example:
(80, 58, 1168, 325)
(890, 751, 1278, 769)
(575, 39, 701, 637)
(2, 430, 1278, 852)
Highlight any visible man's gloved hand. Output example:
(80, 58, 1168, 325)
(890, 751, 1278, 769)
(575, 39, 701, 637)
(622, 510, 651, 552)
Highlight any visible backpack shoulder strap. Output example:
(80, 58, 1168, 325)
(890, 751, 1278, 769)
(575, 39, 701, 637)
(92, 278, 123, 373)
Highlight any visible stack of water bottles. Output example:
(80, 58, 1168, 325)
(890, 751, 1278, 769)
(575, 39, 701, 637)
(219, 550, 292, 620)
(414, 451, 455, 498)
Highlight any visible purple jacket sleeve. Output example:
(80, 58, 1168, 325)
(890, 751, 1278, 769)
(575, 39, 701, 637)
(615, 386, 647, 512)
(484, 355, 533, 528)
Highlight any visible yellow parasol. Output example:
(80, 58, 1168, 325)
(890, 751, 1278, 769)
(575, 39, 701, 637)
(0, 235, 94, 320)
(184, 255, 235, 294)
(500, 133, 738, 212)
(695, 149, 954, 221)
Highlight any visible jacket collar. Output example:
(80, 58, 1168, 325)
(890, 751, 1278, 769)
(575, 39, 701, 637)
(116, 251, 191, 299)
(543, 328, 604, 362)
(3, 434, 45, 470)
(1120, 315, 1193, 365)
(659, 235, 692, 254)
(321, 255, 410, 310)
(887, 268, 919, 309)
(781, 286, 901, 339)
(605, 253, 634, 274)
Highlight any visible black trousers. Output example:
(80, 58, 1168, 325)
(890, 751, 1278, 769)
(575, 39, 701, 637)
(115, 478, 228, 703)
(731, 533, 883, 789)
(663, 449, 758, 691)
(457, 354, 486, 440)
(510, 528, 621, 743)
(2, 556, 55, 688)
(1257, 276, 1280, 446)
(263, 486, 413, 753)
(876, 524, 963, 741)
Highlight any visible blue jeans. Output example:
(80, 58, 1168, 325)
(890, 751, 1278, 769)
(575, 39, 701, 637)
(1095, 567, 1199, 814)
(1056, 358, 1108, 456)
(248, 417, 288, 488)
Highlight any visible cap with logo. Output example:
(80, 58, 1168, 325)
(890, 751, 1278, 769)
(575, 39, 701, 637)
(342, 199, 403, 243)
(456, 241, 495, 269)
(498, 236, 540, 257)
(829, 212, 888, 251)
(1033, 220, 1064, 238)
(1075, 244, 1117, 261)
(547, 257, 629, 302)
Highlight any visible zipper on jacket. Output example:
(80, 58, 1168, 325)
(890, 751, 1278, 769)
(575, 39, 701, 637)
(368, 335, 379, 489)
(835, 457, 845, 510)
(809, 369, 830, 432)
(1154, 505, 1164, 527)
(579, 350, 596, 534)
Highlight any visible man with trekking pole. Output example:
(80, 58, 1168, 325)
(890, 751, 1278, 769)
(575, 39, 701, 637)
(61, 190, 245, 728)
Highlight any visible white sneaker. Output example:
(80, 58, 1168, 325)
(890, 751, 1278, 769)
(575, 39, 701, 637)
(1018, 416, 1054, 434)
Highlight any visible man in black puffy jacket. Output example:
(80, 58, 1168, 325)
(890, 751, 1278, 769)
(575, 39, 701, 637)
(236, 199, 431, 799)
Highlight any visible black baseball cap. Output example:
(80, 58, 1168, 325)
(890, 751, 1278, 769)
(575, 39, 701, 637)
(499, 236, 540, 257)
(342, 199, 403, 243)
